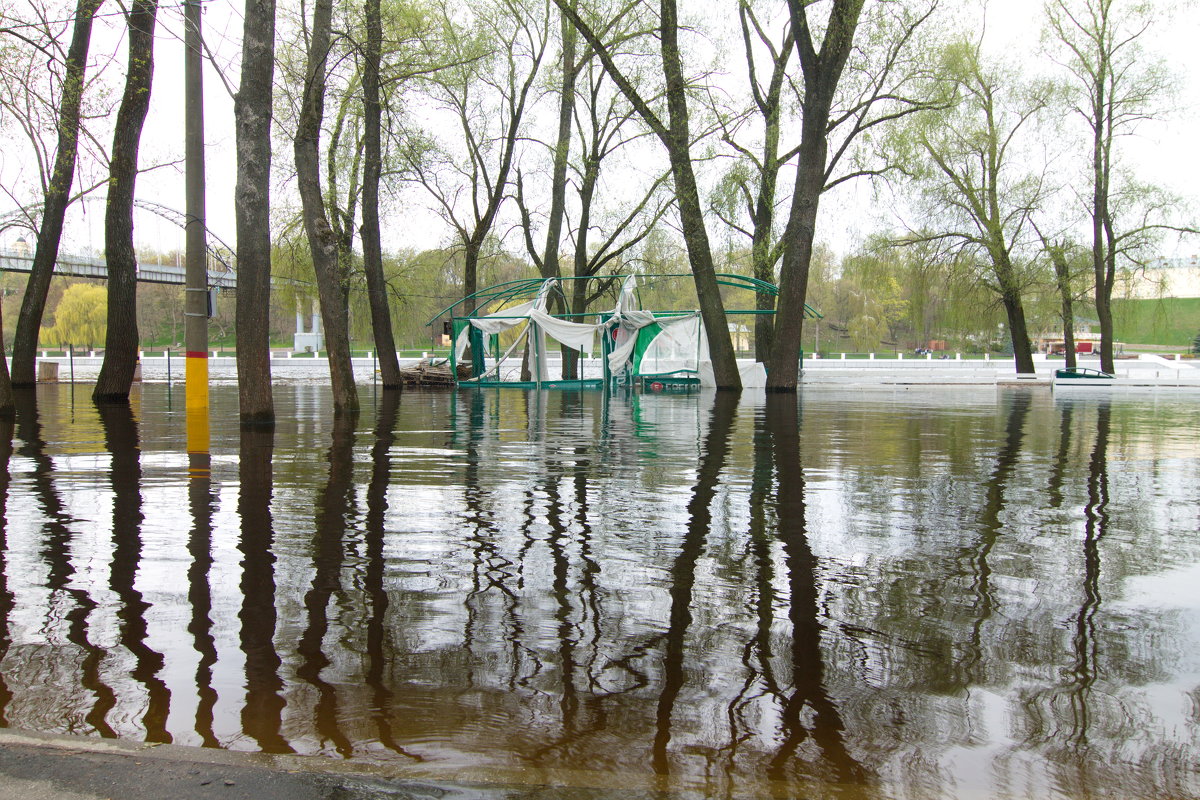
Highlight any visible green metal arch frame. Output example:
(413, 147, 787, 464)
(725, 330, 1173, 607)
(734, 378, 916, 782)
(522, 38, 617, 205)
(425, 272, 822, 325)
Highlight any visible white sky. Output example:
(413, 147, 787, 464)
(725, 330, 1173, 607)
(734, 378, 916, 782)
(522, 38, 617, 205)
(11, 0, 1200, 261)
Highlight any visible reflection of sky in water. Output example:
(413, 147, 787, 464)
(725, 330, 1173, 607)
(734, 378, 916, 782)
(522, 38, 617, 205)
(0, 384, 1197, 798)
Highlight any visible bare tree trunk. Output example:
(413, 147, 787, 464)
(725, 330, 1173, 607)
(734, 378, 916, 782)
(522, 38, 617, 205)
(360, 0, 400, 389)
(767, 0, 863, 391)
(1048, 244, 1078, 370)
(738, 5, 793, 364)
(659, 0, 738, 389)
(1094, 165, 1117, 372)
(294, 0, 358, 413)
(94, 0, 158, 402)
(234, 0, 278, 425)
(543, 5, 576, 379)
(1000, 285, 1036, 374)
(11, 0, 104, 386)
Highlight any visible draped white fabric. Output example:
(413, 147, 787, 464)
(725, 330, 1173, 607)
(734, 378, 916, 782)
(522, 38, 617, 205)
(470, 300, 537, 335)
(528, 308, 597, 355)
(455, 281, 602, 379)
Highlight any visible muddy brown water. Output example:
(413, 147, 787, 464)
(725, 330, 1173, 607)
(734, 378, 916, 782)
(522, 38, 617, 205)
(0, 383, 1197, 799)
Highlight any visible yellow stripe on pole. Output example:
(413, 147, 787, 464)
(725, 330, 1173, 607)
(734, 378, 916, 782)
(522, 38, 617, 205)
(186, 401, 210, 480)
(185, 352, 209, 410)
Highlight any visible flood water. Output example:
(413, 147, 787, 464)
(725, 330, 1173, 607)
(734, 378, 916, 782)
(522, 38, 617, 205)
(0, 383, 1198, 799)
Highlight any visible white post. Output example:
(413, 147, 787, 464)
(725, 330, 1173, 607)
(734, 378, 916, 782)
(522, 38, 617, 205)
(869, 352, 875, 360)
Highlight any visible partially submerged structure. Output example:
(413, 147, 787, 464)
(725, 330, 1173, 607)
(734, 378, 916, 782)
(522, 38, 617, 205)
(428, 274, 821, 389)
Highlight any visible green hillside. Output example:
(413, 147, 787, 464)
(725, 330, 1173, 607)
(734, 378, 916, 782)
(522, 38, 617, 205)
(1110, 297, 1200, 347)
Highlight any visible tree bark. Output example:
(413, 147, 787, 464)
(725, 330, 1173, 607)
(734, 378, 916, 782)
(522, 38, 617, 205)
(998, 275, 1036, 374)
(1093, 131, 1116, 372)
(94, 0, 159, 402)
(235, 0, 278, 424)
(1048, 244, 1078, 370)
(767, 0, 864, 391)
(542, 6, 577, 379)
(659, 0, 738, 389)
(360, 0, 401, 389)
(738, 4, 793, 363)
(543, 5, 576, 286)
(294, 0, 358, 413)
(11, 0, 104, 386)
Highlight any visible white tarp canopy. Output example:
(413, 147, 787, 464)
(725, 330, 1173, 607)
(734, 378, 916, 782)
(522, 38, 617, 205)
(455, 280, 599, 378)
(452, 275, 762, 388)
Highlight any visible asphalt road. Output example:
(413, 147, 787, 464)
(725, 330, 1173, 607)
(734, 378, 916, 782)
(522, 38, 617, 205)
(0, 731, 517, 800)
(0, 730, 677, 800)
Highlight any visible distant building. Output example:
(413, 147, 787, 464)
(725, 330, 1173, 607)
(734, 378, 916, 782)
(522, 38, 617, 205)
(1116, 256, 1200, 299)
(1035, 320, 1105, 355)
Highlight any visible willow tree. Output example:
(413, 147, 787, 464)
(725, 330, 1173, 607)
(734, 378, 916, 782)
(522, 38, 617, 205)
(11, 0, 104, 386)
(1046, 0, 1176, 374)
(94, 0, 159, 402)
(898, 42, 1054, 374)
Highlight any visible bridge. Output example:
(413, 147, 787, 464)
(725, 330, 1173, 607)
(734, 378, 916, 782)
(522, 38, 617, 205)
(0, 199, 237, 289)
(0, 247, 237, 289)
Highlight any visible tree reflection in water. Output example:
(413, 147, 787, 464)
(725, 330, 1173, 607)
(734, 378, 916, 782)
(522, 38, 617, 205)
(763, 393, 866, 788)
(0, 385, 1195, 799)
(238, 424, 292, 754)
(297, 410, 357, 756)
(0, 414, 14, 725)
(18, 388, 117, 738)
(97, 400, 172, 744)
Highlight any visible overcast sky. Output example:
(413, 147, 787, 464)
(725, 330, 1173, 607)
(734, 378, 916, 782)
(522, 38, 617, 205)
(29, 0, 1200, 262)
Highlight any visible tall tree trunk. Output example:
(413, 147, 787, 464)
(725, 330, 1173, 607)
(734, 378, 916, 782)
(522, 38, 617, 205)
(740, 5, 793, 364)
(1048, 244, 1078, 370)
(996, 251, 1036, 374)
(1001, 291, 1036, 374)
(563, 161, 597, 381)
(767, 0, 863, 391)
(544, 5, 576, 379)
(360, 0, 400, 389)
(11, 0, 104, 386)
(660, 0, 738, 389)
(294, 0, 358, 413)
(1089, 25, 1116, 375)
(235, 0, 278, 424)
(94, 0, 159, 402)
(767, 116, 828, 389)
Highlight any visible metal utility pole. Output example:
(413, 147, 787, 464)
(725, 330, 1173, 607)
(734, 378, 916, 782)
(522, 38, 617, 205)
(184, 0, 208, 412)
(184, 0, 209, 474)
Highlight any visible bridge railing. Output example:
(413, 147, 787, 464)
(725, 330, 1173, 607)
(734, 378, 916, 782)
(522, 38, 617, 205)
(0, 247, 236, 289)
